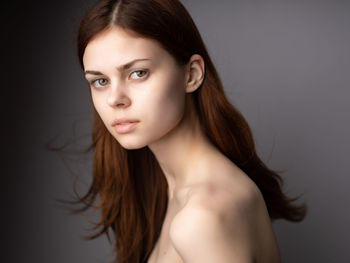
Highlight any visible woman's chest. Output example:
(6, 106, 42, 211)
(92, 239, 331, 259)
(147, 236, 184, 263)
(147, 190, 189, 263)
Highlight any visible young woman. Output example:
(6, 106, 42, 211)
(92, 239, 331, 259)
(59, 0, 307, 262)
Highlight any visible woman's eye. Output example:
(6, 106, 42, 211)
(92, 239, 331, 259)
(130, 70, 148, 80)
(91, 78, 108, 88)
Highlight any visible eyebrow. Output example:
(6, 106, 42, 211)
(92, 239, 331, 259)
(84, 58, 151, 76)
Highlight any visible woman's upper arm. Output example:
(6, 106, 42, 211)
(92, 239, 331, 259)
(169, 187, 258, 263)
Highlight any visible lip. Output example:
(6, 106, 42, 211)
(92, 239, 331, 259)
(114, 122, 139, 134)
(112, 118, 140, 126)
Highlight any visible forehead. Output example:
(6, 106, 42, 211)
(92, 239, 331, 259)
(83, 27, 168, 68)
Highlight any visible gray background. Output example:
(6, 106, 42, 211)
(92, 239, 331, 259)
(3, 0, 349, 262)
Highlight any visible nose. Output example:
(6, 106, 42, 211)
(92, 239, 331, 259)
(107, 82, 131, 108)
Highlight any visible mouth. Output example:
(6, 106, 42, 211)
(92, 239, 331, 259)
(118, 121, 137, 125)
(112, 118, 140, 126)
(113, 121, 139, 134)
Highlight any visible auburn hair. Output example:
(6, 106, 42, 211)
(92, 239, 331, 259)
(47, 0, 307, 262)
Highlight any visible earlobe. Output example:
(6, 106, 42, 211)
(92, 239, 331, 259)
(185, 54, 205, 93)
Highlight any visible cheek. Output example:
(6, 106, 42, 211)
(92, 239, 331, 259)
(143, 79, 186, 132)
(91, 95, 110, 126)
(92, 95, 102, 114)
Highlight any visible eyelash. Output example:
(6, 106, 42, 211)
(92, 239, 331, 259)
(90, 70, 149, 89)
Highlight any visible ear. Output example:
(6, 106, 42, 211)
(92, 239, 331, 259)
(185, 54, 205, 93)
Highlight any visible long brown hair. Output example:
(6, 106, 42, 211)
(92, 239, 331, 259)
(48, 0, 307, 262)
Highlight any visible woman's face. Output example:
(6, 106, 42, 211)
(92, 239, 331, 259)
(83, 26, 188, 149)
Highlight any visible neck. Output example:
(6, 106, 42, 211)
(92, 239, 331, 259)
(147, 96, 217, 200)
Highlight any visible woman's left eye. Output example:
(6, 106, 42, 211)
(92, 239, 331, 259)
(130, 70, 148, 80)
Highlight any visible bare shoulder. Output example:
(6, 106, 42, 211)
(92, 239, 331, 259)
(169, 172, 281, 263)
(183, 177, 262, 218)
(169, 179, 259, 262)
(180, 165, 265, 223)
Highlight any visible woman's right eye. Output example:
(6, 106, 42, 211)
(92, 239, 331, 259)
(90, 78, 108, 89)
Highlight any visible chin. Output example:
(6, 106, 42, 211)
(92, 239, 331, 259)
(117, 139, 148, 150)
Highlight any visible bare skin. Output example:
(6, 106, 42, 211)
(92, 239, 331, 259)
(146, 150, 281, 263)
(83, 26, 281, 263)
